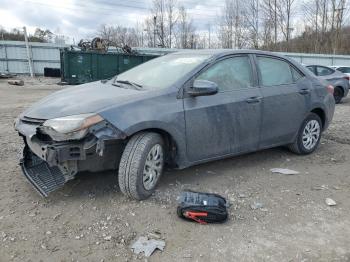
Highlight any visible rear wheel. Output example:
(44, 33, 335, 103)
(334, 87, 344, 104)
(288, 113, 322, 155)
(118, 132, 164, 200)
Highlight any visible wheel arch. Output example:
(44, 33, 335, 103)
(335, 85, 345, 93)
(125, 126, 183, 168)
(310, 107, 326, 129)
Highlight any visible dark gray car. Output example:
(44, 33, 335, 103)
(15, 50, 335, 200)
(306, 65, 349, 103)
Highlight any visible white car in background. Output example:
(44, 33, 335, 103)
(330, 66, 350, 78)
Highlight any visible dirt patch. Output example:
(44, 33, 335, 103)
(0, 78, 350, 261)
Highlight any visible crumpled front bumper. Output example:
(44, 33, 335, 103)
(16, 116, 125, 197)
(20, 146, 66, 197)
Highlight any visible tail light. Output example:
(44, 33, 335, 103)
(326, 84, 334, 95)
(344, 76, 350, 81)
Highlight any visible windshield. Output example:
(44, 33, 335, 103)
(115, 53, 211, 90)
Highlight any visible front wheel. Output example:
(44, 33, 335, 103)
(118, 132, 164, 200)
(288, 113, 322, 155)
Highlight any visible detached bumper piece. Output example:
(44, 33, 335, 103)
(177, 191, 228, 224)
(20, 147, 65, 197)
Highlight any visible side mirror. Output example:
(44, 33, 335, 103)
(186, 80, 218, 97)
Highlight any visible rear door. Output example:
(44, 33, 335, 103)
(256, 55, 310, 148)
(183, 55, 263, 162)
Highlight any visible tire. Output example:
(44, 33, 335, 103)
(288, 113, 322, 155)
(334, 87, 344, 104)
(118, 132, 165, 200)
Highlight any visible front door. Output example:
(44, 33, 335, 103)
(183, 55, 263, 162)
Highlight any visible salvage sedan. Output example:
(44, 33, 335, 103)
(15, 50, 335, 200)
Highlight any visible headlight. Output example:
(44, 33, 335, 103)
(41, 113, 104, 141)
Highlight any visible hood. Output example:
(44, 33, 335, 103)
(21, 81, 145, 119)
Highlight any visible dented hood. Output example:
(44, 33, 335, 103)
(21, 81, 145, 119)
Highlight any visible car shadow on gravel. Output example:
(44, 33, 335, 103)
(48, 146, 297, 203)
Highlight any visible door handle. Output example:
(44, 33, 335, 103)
(299, 88, 310, 95)
(246, 96, 262, 103)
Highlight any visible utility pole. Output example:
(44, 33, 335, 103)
(208, 23, 211, 49)
(333, 6, 346, 54)
(153, 16, 157, 48)
(287, 27, 294, 51)
(274, 0, 277, 45)
(23, 26, 34, 78)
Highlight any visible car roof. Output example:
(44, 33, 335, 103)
(168, 49, 289, 60)
(167, 49, 313, 76)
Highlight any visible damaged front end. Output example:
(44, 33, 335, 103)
(15, 114, 126, 197)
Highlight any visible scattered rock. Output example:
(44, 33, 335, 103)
(104, 235, 112, 241)
(312, 185, 328, 190)
(53, 213, 62, 220)
(250, 202, 264, 210)
(8, 79, 24, 86)
(325, 198, 337, 206)
(238, 193, 248, 198)
(270, 168, 299, 175)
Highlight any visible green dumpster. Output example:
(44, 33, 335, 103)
(60, 49, 159, 85)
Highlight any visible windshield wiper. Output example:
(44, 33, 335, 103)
(116, 80, 143, 90)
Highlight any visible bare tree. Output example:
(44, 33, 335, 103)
(217, 0, 246, 48)
(149, 0, 178, 48)
(166, 0, 177, 47)
(261, 0, 279, 47)
(175, 5, 196, 48)
(97, 25, 141, 47)
(243, 0, 260, 48)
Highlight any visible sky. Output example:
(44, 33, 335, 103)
(0, 0, 223, 43)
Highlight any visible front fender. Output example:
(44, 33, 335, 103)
(98, 91, 188, 167)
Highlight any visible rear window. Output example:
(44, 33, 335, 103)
(337, 67, 350, 73)
(258, 56, 294, 86)
(316, 66, 334, 76)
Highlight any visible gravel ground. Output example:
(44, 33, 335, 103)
(0, 77, 350, 262)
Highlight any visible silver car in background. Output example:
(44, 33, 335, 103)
(306, 65, 349, 103)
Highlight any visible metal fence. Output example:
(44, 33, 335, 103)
(280, 52, 350, 66)
(0, 40, 67, 75)
(2, 40, 350, 75)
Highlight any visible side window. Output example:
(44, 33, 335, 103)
(258, 56, 294, 86)
(316, 66, 334, 76)
(196, 56, 253, 92)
